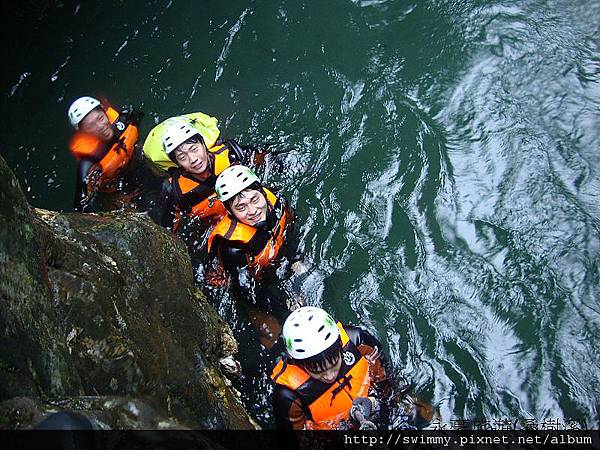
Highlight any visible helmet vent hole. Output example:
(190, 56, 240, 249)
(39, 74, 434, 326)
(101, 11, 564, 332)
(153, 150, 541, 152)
(293, 323, 299, 327)
(297, 349, 305, 353)
(293, 339, 302, 342)
(318, 325, 324, 332)
(236, 172, 242, 177)
(325, 332, 331, 340)
(308, 315, 313, 321)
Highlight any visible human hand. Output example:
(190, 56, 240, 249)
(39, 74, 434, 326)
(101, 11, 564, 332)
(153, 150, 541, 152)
(81, 163, 102, 207)
(129, 109, 145, 126)
(253, 150, 267, 166)
(359, 419, 377, 430)
(351, 396, 373, 420)
(205, 266, 228, 287)
(365, 346, 381, 365)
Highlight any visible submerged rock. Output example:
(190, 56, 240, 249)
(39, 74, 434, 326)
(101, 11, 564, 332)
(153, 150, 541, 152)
(0, 155, 256, 429)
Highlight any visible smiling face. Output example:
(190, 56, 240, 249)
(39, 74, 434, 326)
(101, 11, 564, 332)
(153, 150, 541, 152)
(304, 351, 342, 384)
(78, 107, 114, 141)
(174, 139, 210, 177)
(229, 188, 268, 226)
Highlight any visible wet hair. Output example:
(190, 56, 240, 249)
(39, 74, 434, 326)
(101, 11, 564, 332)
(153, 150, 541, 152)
(168, 134, 205, 163)
(225, 181, 265, 213)
(293, 336, 343, 374)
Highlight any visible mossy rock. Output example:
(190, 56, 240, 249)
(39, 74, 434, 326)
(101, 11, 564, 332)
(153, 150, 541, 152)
(0, 154, 256, 429)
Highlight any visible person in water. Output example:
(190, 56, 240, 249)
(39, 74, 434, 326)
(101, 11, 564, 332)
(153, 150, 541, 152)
(67, 96, 143, 212)
(271, 306, 391, 430)
(207, 164, 294, 287)
(149, 116, 254, 231)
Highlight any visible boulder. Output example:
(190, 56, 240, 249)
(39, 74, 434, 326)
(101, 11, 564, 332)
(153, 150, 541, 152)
(0, 155, 256, 429)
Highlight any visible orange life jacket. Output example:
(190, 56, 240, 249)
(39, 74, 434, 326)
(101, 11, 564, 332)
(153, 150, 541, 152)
(169, 144, 234, 224)
(271, 322, 372, 430)
(69, 105, 139, 190)
(207, 188, 290, 276)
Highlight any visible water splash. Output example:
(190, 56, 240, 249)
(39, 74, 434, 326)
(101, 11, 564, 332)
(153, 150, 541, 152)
(9, 72, 31, 97)
(215, 8, 252, 82)
(50, 56, 71, 82)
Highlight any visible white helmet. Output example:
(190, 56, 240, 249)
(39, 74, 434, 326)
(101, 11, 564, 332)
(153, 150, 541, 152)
(68, 96, 101, 128)
(215, 165, 260, 203)
(162, 118, 201, 155)
(282, 306, 340, 359)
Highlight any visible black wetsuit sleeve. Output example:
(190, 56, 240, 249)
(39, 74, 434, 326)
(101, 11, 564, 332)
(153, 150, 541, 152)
(223, 139, 252, 165)
(346, 325, 384, 352)
(273, 384, 304, 430)
(126, 108, 144, 127)
(73, 159, 95, 213)
(345, 325, 392, 393)
(215, 240, 247, 277)
(149, 178, 177, 228)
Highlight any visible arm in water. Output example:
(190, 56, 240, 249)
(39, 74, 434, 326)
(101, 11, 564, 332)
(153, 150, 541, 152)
(348, 325, 438, 429)
(204, 238, 247, 288)
(149, 178, 178, 229)
(345, 325, 397, 429)
(226, 139, 295, 167)
(273, 384, 308, 431)
(73, 159, 101, 212)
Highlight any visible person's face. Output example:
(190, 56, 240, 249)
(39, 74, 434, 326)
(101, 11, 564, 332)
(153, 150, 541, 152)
(79, 108, 114, 141)
(175, 140, 210, 176)
(230, 188, 268, 226)
(305, 352, 342, 384)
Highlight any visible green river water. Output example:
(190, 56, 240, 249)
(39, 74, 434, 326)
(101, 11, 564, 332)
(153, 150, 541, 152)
(2, 0, 600, 429)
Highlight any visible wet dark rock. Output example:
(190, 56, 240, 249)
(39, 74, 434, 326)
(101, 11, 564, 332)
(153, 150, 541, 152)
(0, 155, 257, 429)
(0, 397, 231, 449)
(0, 396, 183, 430)
(0, 156, 82, 401)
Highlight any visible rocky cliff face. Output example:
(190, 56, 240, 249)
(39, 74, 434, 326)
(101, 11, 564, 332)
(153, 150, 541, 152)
(0, 155, 256, 429)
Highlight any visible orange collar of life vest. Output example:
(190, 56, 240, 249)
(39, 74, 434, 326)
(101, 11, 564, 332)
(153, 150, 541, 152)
(173, 145, 231, 194)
